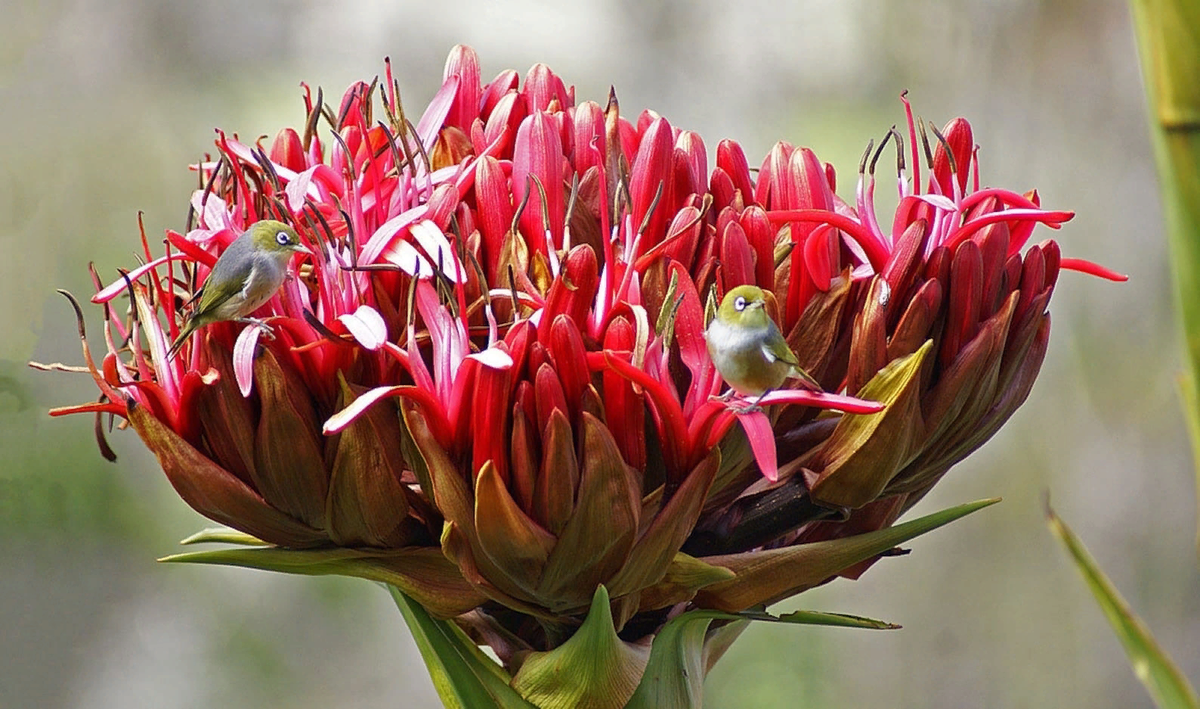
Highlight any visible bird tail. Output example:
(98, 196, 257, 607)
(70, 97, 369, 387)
(791, 365, 822, 392)
(166, 322, 195, 360)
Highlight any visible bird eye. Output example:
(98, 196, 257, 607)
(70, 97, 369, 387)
(275, 230, 291, 246)
(733, 296, 747, 311)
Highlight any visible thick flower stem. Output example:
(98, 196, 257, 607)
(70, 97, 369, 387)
(681, 479, 843, 556)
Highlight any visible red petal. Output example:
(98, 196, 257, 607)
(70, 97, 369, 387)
(756, 141, 792, 207)
(629, 116, 676, 253)
(167, 229, 218, 268)
(709, 168, 737, 213)
(523, 63, 569, 113)
(881, 219, 930, 305)
(539, 245, 599, 342)
(415, 75, 460, 150)
(802, 224, 838, 292)
(547, 314, 590, 412)
(674, 130, 707, 198)
(512, 111, 566, 253)
(471, 358, 512, 482)
(269, 128, 306, 173)
(601, 353, 692, 478)
(571, 101, 605, 174)
(480, 70, 520, 119)
(535, 362, 570, 433)
(483, 91, 526, 157)
(931, 117, 973, 196)
(941, 239, 983, 370)
(602, 316, 646, 470)
(667, 260, 717, 417)
(716, 139, 754, 205)
(719, 220, 755, 289)
(740, 207, 777, 290)
(443, 44, 482, 132)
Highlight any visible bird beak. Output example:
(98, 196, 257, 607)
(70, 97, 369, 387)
(293, 244, 314, 256)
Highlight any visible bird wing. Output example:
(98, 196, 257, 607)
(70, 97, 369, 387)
(191, 235, 256, 319)
(761, 321, 801, 366)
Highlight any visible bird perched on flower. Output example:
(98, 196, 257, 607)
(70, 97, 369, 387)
(705, 285, 820, 399)
(167, 220, 311, 359)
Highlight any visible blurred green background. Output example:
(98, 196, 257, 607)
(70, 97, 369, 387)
(2, 0, 1193, 707)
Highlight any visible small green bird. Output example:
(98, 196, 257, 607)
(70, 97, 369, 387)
(705, 285, 820, 398)
(167, 220, 311, 359)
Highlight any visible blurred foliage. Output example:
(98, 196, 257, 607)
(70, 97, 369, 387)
(0, 360, 146, 543)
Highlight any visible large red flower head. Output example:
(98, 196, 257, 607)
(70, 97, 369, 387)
(43, 46, 1122, 668)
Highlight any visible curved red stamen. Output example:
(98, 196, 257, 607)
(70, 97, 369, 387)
(767, 209, 891, 271)
(1060, 258, 1128, 282)
(944, 209, 1074, 252)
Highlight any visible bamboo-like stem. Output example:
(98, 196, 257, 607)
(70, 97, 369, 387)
(1129, 0, 1200, 551)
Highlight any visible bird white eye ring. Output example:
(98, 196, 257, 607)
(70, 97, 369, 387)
(275, 230, 291, 246)
(734, 296, 747, 311)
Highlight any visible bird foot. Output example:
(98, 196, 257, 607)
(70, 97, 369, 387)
(236, 317, 277, 341)
(708, 390, 768, 414)
(708, 390, 738, 404)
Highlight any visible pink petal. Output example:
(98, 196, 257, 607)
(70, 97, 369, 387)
(480, 70, 519, 117)
(338, 305, 388, 350)
(190, 191, 234, 231)
(913, 193, 957, 212)
(285, 165, 321, 212)
(756, 389, 885, 414)
(410, 220, 466, 283)
(233, 326, 261, 398)
(92, 254, 187, 304)
(361, 205, 426, 267)
(324, 384, 407, 434)
(467, 347, 514, 370)
(443, 45, 482, 132)
(735, 409, 778, 481)
(416, 75, 460, 152)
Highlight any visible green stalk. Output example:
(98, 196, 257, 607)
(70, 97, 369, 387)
(1128, 0, 1200, 549)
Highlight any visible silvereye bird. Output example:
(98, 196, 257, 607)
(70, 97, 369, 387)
(167, 220, 311, 359)
(705, 285, 820, 398)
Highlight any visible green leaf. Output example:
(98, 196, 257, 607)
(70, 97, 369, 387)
(160, 545, 486, 618)
(627, 606, 898, 709)
(636, 553, 736, 612)
(535, 415, 641, 613)
(388, 585, 535, 709)
(608, 449, 720, 599)
(809, 341, 930, 509)
(695, 497, 999, 611)
(511, 586, 650, 709)
(1047, 504, 1199, 709)
(625, 610, 711, 709)
(764, 609, 900, 629)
